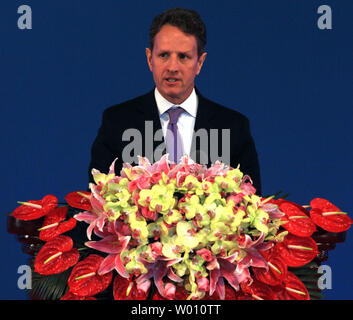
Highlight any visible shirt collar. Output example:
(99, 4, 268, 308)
(154, 87, 198, 117)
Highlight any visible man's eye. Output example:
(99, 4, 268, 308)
(159, 53, 168, 58)
(179, 54, 188, 60)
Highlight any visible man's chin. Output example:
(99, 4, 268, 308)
(159, 87, 191, 104)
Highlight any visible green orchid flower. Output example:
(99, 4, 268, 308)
(178, 194, 201, 220)
(161, 235, 182, 259)
(104, 178, 129, 196)
(226, 166, 243, 182)
(138, 185, 175, 214)
(214, 176, 238, 193)
(193, 209, 211, 229)
(210, 240, 227, 255)
(252, 208, 270, 234)
(124, 249, 148, 274)
(172, 261, 188, 277)
(147, 220, 161, 239)
(182, 175, 201, 192)
(93, 172, 115, 187)
(188, 255, 206, 273)
(128, 212, 149, 243)
(205, 192, 222, 205)
(193, 228, 209, 250)
(230, 209, 246, 232)
(163, 209, 183, 225)
(175, 221, 200, 249)
(208, 220, 229, 242)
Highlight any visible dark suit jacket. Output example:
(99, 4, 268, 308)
(88, 88, 262, 194)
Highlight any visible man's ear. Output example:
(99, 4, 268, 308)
(196, 52, 207, 75)
(146, 48, 153, 72)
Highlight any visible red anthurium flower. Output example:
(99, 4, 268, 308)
(252, 248, 287, 286)
(309, 198, 353, 233)
(60, 291, 96, 300)
(275, 234, 318, 267)
(12, 195, 58, 221)
(113, 275, 149, 300)
(38, 206, 77, 241)
(34, 235, 79, 275)
(240, 279, 277, 300)
(68, 254, 113, 297)
(274, 271, 310, 300)
(279, 200, 317, 237)
(64, 191, 92, 211)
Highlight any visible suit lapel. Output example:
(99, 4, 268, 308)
(194, 89, 217, 132)
(135, 89, 160, 122)
(191, 89, 217, 164)
(135, 89, 167, 160)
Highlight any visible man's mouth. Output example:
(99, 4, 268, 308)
(165, 78, 179, 83)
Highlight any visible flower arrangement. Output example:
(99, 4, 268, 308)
(11, 155, 352, 300)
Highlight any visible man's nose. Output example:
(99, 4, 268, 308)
(167, 55, 179, 72)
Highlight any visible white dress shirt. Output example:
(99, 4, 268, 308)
(154, 87, 198, 158)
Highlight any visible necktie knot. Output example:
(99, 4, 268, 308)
(167, 106, 184, 125)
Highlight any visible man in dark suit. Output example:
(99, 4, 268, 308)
(88, 8, 262, 194)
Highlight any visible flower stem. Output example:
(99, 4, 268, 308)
(322, 211, 347, 216)
(268, 261, 281, 274)
(77, 192, 91, 199)
(44, 252, 62, 264)
(17, 201, 42, 209)
(285, 287, 306, 296)
(287, 245, 313, 251)
(75, 272, 96, 281)
(38, 222, 59, 231)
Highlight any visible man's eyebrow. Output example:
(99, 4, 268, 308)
(156, 49, 193, 55)
(179, 50, 192, 55)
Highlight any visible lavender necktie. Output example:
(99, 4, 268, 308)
(166, 107, 184, 163)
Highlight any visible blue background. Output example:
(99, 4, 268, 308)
(1, 1, 352, 299)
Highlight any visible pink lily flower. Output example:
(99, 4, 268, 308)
(196, 276, 210, 292)
(207, 252, 250, 300)
(261, 202, 285, 220)
(135, 255, 182, 300)
(85, 228, 131, 278)
(74, 183, 108, 240)
(240, 175, 256, 195)
(237, 232, 273, 270)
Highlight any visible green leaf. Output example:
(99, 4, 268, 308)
(27, 269, 71, 300)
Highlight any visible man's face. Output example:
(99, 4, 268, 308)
(146, 24, 207, 105)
